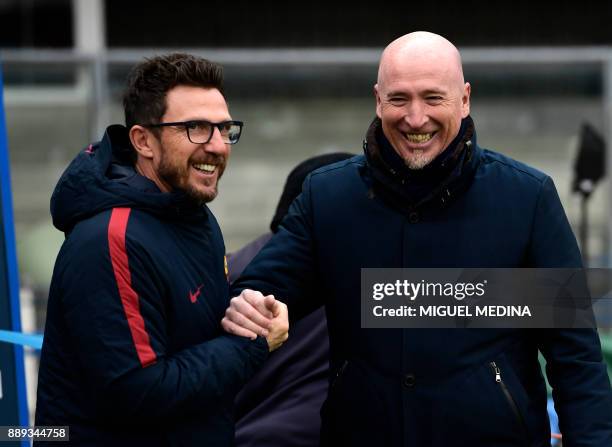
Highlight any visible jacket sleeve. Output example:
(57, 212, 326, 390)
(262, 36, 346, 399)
(56, 218, 269, 423)
(530, 177, 612, 446)
(232, 175, 322, 321)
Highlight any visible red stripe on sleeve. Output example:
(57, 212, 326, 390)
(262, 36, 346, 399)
(107, 207, 157, 367)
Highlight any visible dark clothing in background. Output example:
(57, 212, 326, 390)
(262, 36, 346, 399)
(227, 233, 273, 284)
(229, 232, 330, 447)
(35, 125, 268, 446)
(233, 117, 612, 446)
(270, 153, 356, 233)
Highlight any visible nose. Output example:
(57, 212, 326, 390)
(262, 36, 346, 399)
(204, 126, 229, 155)
(403, 100, 428, 129)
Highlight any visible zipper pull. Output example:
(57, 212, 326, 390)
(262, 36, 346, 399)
(491, 361, 502, 383)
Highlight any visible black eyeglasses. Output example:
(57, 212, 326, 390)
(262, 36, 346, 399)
(144, 120, 244, 144)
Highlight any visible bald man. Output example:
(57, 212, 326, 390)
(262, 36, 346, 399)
(224, 32, 612, 446)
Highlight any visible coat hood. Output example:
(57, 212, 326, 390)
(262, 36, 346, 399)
(51, 125, 204, 232)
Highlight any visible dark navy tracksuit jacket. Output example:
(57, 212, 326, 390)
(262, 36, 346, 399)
(35, 125, 268, 446)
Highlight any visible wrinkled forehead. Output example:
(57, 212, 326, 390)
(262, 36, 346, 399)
(378, 51, 463, 92)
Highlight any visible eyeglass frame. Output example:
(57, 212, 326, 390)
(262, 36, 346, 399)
(143, 119, 244, 145)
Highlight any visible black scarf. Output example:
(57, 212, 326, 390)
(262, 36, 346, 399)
(378, 118, 469, 202)
(363, 115, 477, 212)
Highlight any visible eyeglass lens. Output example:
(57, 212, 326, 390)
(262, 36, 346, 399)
(187, 122, 241, 144)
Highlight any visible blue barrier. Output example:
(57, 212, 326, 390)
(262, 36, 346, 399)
(0, 330, 43, 350)
(0, 59, 29, 445)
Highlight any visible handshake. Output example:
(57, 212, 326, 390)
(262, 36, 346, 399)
(222, 289, 289, 352)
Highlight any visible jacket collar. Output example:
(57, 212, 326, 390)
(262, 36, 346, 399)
(362, 116, 481, 215)
(51, 125, 207, 232)
(101, 125, 208, 218)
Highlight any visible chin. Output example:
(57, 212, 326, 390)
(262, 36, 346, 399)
(403, 150, 437, 170)
(197, 190, 218, 204)
(184, 185, 218, 204)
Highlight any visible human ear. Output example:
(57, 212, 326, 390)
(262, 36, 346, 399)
(129, 125, 156, 159)
(461, 82, 471, 118)
(374, 84, 383, 119)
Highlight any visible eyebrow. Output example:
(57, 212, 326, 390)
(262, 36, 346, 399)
(422, 89, 447, 96)
(385, 90, 408, 97)
(385, 88, 448, 97)
(181, 117, 233, 123)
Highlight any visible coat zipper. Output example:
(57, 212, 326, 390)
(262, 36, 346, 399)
(330, 360, 348, 390)
(489, 362, 529, 442)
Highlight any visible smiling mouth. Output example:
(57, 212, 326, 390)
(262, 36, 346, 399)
(402, 132, 436, 144)
(192, 163, 217, 174)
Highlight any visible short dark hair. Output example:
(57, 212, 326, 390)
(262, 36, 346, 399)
(122, 53, 224, 131)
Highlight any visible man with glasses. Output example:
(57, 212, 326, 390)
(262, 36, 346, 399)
(35, 53, 287, 446)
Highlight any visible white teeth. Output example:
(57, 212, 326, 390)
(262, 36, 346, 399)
(404, 132, 434, 143)
(193, 163, 215, 173)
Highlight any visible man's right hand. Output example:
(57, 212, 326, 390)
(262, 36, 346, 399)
(222, 289, 289, 351)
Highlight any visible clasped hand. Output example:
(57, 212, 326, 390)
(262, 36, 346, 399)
(222, 289, 289, 351)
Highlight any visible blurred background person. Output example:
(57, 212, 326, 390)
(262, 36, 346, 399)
(229, 152, 353, 447)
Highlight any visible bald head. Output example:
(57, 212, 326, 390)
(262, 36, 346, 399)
(378, 32, 465, 90)
(374, 31, 471, 170)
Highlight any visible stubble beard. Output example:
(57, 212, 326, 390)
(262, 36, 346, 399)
(158, 152, 223, 204)
(404, 149, 435, 170)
